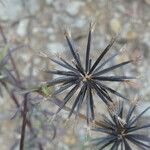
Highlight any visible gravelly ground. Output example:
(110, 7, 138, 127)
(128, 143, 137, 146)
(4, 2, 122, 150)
(0, 0, 150, 150)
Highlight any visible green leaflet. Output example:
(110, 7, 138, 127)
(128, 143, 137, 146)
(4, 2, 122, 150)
(0, 75, 5, 80)
(0, 45, 9, 62)
(41, 84, 51, 97)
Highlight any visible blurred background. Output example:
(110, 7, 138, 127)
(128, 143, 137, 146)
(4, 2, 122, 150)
(0, 0, 150, 149)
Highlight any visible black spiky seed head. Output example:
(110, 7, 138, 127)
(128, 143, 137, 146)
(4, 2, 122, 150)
(90, 100, 150, 150)
(44, 23, 135, 124)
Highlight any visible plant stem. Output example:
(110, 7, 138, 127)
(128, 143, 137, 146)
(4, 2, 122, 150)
(20, 93, 28, 150)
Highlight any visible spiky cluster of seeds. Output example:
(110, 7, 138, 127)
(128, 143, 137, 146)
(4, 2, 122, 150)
(91, 101, 150, 150)
(44, 23, 134, 122)
(42, 23, 150, 150)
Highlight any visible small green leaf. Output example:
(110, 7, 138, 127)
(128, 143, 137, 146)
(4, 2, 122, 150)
(0, 45, 9, 62)
(41, 84, 51, 97)
(0, 74, 5, 80)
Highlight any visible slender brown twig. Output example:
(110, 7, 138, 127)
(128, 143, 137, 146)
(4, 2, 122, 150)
(20, 94, 28, 150)
(0, 25, 44, 149)
(19, 93, 28, 150)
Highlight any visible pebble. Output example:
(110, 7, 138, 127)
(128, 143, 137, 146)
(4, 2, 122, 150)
(53, 1, 84, 16)
(139, 33, 150, 58)
(46, 0, 53, 5)
(24, 0, 41, 15)
(66, 1, 85, 16)
(58, 142, 69, 150)
(142, 33, 150, 50)
(116, 5, 126, 14)
(0, 0, 22, 20)
(110, 18, 121, 33)
(16, 19, 29, 37)
(47, 42, 65, 54)
(126, 31, 138, 41)
(72, 17, 86, 28)
(0, 0, 42, 20)
(63, 131, 76, 145)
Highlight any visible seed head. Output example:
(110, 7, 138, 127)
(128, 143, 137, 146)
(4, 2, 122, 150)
(43, 23, 135, 123)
